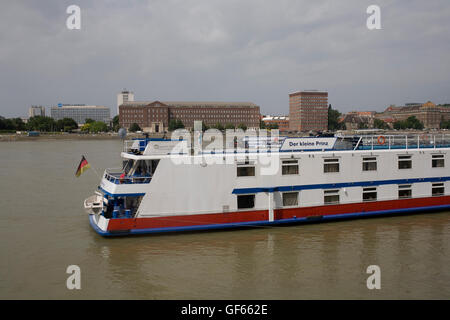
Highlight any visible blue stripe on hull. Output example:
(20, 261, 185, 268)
(232, 176, 450, 194)
(98, 186, 146, 198)
(90, 204, 450, 237)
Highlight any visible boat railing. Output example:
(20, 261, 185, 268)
(122, 134, 450, 155)
(103, 168, 151, 184)
(123, 140, 145, 154)
(353, 134, 450, 151)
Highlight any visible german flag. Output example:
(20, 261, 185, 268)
(75, 155, 91, 177)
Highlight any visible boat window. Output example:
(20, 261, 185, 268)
(282, 192, 298, 206)
(324, 189, 340, 204)
(432, 154, 444, 168)
(398, 155, 412, 169)
(362, 157, 377, 171)
(237, 160, 255, 177)
(237, 194, 255, 209)
(127, 159, 160, 176)
(147, 159, 160, 175)
(324, 158, 339, 173)
(363, 187, 377, 201)
(398, 185, 412, 198)
(122, 160, 133, 173)
(282, 159, 299, 175)
(125, 196, 143, 217)
(134, 160, 148, 176)
(432, 183, 445, 196)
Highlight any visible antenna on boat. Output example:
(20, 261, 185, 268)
(118, 128, 127, 140)
(118, 128, 127, 152)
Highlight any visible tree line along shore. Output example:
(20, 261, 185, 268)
(0, 115, 122, 134)
(2, 106, 449, 142)
(0, 114, 255, 135)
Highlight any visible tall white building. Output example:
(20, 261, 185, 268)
(50, 105, 110, 125)
(28, 105, 45, 118)
(117, 89, 134, 115)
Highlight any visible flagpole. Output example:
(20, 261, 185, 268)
(79, 154, 102, 179)
(90, 165, 102, 179)
(85, 154, 102, 179)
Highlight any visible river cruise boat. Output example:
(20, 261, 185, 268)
(85, 134, 450, 236)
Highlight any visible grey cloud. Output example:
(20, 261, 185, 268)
(0, 0, 449, 118)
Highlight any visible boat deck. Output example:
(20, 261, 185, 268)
(122, 134, 450, 156)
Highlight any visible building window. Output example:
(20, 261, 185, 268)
(432, 154, 445, 168)
(282, 159, 299, 175)
(362, 157, 377, 171)
(363, 187, 377, 201)
(324, 189, 340, 204)
(237, 194, 255, 209)
(398, 185, 412, 199)
(324, 158, 339, 173)
(237, 161, 255, 177)
(398, 155, 412, 169)
(432, 183, 445, 196)
(282, 192, 298, 207)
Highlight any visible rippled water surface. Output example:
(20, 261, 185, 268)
(0, 140, 449, 299)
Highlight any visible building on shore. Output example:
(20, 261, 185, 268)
(261, 115, 289, 131)
(376, 101, 450, 129)
(340, 111, 376, 130)
(289, 90, 328, 132)
(119, 100, 261, 133)
(50, 104, 110, 125)
(117, 89, 134, 115)
(28, 106, 45, 118)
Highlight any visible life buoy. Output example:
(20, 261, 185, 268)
(377, 135, 386, 145)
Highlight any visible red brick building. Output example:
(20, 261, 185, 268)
(289, 91, 328, 132)
(377, 101, 450, 129)
(261, 115, 289, 132)
(120, 101, 261, 132)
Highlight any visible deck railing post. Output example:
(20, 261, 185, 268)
(268, 192, 274, 222)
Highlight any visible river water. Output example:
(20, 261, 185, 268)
(0, 139, 449, 299)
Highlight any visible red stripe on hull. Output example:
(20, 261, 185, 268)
(107, 210, 268, 231)
(275, 195, 450, 220)
(107, 195, 450, 231)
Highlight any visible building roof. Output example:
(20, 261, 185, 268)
(289, 90, 328, 96)
(422, 101, 436, 108)
(51, 105, 108, 109)
(384, 105, 420, 113)
(342, 114, 369, 124)
(122, 101, 259, 108)
(262, 115, 289, 121)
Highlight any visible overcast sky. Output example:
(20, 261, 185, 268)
(1, 0, 449, 118)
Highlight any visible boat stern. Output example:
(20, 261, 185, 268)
(89, 214, 111, 236)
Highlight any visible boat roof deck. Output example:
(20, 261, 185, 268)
(122, 134, 450, 157)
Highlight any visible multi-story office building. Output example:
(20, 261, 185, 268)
(289, 90, 328, 132)
(50, 105, 110, 125)
(117, 90, 134, 115)
(28, 106, 45, 118)
(119, 100, 261, 132)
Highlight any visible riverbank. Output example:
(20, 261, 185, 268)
(0, 132, 165, 142)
